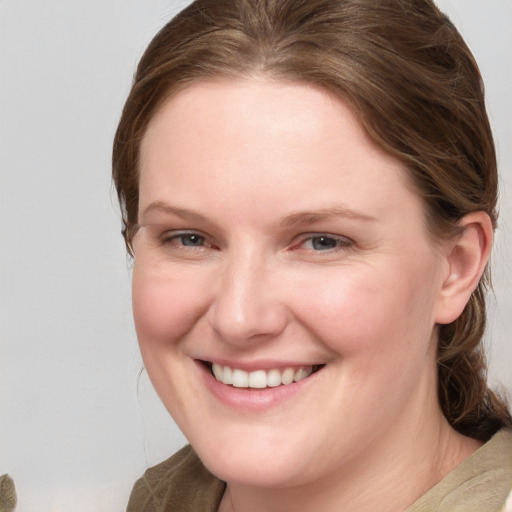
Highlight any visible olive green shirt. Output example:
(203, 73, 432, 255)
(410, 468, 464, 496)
(127, 429, 512, 512)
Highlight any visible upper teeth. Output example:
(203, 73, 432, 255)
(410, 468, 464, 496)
(211, 363, 314, 388)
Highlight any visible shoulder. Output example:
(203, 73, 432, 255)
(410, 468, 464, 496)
(407, 428, 512, 512)
(492, 430, 512, 512)
(126, 445, 225, 512)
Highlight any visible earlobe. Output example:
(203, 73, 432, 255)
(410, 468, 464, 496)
(434, 212, 493, 325)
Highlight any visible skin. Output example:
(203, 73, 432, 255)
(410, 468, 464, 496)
(132, 79, 489, 512)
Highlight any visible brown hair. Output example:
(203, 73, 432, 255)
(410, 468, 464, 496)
(113, 0, 511, 440)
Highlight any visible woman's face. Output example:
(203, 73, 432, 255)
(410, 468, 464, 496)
(133, 79, 450, 488)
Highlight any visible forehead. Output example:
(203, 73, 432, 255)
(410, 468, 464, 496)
(142, 78, 379, 159)
(138, 78, 420, 225)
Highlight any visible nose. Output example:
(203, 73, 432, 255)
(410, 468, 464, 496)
(207, 251, 288, 345)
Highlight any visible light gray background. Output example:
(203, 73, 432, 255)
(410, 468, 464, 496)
(0, 1, 510, 511)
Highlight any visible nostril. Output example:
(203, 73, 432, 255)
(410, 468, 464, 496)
(207, 300, 289, 345)
(206, 267, 288, 345)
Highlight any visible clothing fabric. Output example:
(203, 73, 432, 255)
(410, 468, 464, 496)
(405, 428, 512, 512)
(126, 429, 512, 512)
(127, 445, 224, 512)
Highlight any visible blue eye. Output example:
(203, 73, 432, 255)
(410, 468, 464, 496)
(301, 234, 352, 251)
(175, 234, 206, 247)
(161, 232, 207, 248)
(310, 236, 339, 250)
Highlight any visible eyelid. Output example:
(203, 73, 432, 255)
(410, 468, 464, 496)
(155, 228, 352, 251)
(161, 229, 202, 238)
(293, 233, 354, 251)
(160, 229, 214, 248)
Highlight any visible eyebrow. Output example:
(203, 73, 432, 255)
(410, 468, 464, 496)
(140, 201, 376, 227)
(139, 201, 211, 224)
(280, 206, 377, 227)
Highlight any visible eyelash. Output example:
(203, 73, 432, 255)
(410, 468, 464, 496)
(160, 231, 352, 253)
(295, 234, 353, 252)
(161, 232, 215, 249)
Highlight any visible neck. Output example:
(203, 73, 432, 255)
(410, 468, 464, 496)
(219, 399, 481, 512)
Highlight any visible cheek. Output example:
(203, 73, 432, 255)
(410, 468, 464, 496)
(132, 266, 208, 349)
(291, 262, 438, 358)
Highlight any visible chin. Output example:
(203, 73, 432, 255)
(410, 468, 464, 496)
(190, 429, 310, 488)
(202, 452, 302, 488)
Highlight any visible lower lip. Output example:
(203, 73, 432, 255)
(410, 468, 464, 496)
(196, 361, 321, 412)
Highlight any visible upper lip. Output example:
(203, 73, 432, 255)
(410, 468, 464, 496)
(195, 357, 325, 372)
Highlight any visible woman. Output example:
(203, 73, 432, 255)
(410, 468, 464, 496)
(113, 0, 512, 510)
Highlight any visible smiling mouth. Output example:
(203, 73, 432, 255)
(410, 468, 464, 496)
(204, 362, 324, 389)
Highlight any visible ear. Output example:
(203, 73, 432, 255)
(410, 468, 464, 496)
(434, 211, 493, 325)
